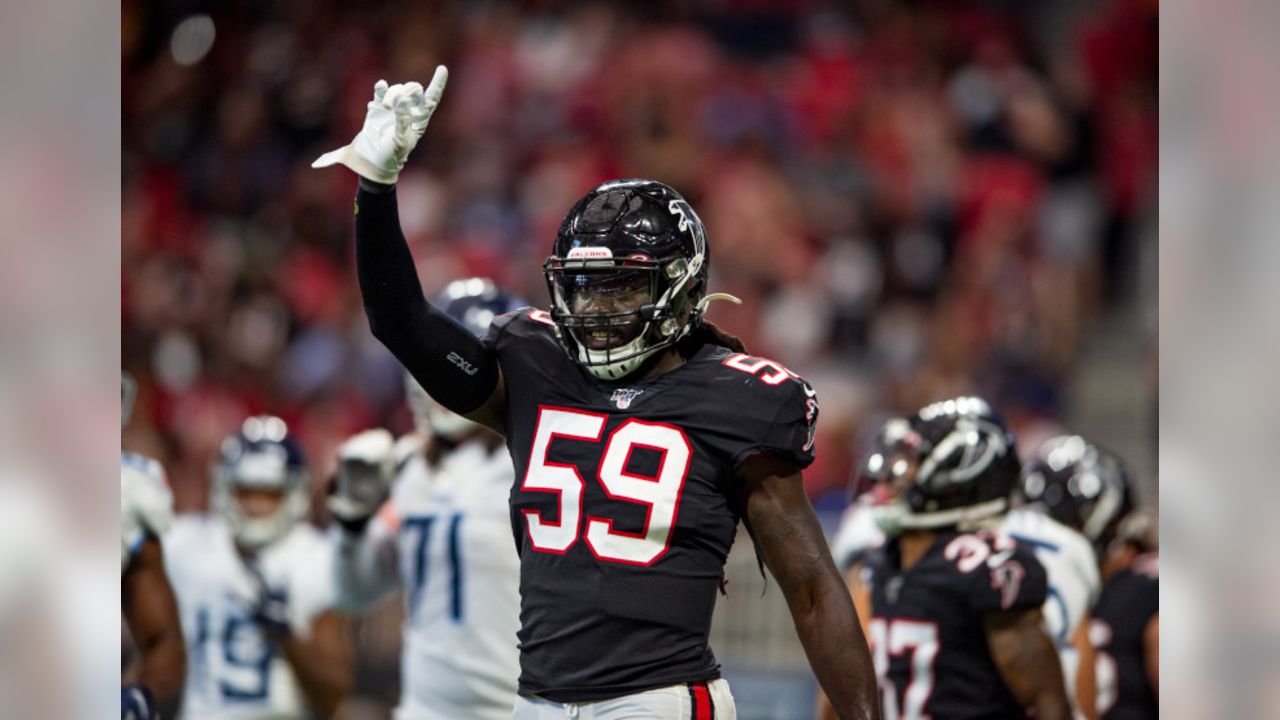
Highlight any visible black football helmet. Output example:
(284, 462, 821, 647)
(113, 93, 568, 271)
(1020, 435, 1133, 548)
(871, 396, 1020, 533)
(543, 179, 710, 380)
(850, 416, 917, 502)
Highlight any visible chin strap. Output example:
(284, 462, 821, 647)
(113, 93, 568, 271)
(695, 292, 742, 313)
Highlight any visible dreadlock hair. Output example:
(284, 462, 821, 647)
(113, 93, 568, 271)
(677, 318, 747, 357)
(679, 316, 767, 594)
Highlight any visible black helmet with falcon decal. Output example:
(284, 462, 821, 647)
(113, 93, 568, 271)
(544, 179, 713, 380)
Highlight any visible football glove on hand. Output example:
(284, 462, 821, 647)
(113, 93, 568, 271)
(242, 563, 292, 638)
(327, 428, 396, 531)
(311, 65, 449, 184)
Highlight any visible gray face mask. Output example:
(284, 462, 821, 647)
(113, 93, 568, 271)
(871, 501, 908, 537)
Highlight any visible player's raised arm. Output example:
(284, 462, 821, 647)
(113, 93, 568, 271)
(741, 453, 880, 720)
(328, 429, 403, 611)
(312, 67, 507, 433)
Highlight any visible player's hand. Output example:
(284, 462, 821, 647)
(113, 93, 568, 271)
(121, 684, 157, 720)
(327, 428, 396, 531)
(242, 564, 292, 639)
(311, 65, 448, 184)
(252, 588, 291, 639)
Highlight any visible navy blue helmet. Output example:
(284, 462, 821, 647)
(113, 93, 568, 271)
(434, 277, 528, 338)
(212, 415, 310, 548)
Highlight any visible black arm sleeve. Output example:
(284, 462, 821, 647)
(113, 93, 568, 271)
(354, 180, 499, 414)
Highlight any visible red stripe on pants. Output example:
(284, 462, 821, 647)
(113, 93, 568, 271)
(692, 682, 712, 719)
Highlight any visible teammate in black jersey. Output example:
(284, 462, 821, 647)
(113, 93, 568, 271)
(849, 399, 1072, 720)
(313, 69, 878, 719)
(1022, 437, 1158, 719)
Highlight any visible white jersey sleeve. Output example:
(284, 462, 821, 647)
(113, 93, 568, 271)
(121, 452, 174, 571)
(830, 500, 886, 571)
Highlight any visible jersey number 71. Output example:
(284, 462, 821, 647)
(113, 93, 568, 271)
(521, 406, 692, 567)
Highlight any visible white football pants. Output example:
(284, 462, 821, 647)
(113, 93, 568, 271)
(512, 679, 735, 720)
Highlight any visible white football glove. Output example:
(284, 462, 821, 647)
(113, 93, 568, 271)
(311, 65, 449, 184)
(327, 428, 396, 525)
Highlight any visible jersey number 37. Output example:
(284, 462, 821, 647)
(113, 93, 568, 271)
(521, 407, 691, 567)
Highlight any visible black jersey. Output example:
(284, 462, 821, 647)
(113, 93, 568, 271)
(484, 309, 819, 702)
(1091, 554, 1158, 720)
(863, 529, 1049, 719)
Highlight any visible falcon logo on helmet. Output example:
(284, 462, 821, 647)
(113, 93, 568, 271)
(869, 396, 1022, 535)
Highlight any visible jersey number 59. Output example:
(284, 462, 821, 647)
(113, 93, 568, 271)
(521, 406, 692, 567)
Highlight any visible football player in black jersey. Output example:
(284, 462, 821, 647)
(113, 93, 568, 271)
(848, 400, 1072, 720)
(313, 70, 879, 719)
(1022, 437, 1158, 719)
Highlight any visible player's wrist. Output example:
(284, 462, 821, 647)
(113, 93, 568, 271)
(358, 176, 396, 194)
(333, 512, 374, 535)
(327, 495, 380, 531)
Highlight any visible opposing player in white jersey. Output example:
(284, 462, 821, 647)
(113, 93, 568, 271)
(329, 278, 523, 720)
(164, 415, 351, 719)
(121, 372, 186, 719)
(828, 398, 1101, 717)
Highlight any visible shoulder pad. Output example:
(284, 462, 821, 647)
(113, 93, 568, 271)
(121, 452, 174, 537)
(121, 451, 165, 480)
(715, 351, 811, 388)
(713, 352, 820, 469)
(490, 306, 554, 334)
(943, 530, 1048, 613)
(484, 306, 560, 354)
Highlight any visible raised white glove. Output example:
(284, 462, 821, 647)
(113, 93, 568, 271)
(327, 428, 396, 526)
(312, 65, 449, 184)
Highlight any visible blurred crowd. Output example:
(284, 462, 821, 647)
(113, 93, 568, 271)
(122, 0, 1157, 510)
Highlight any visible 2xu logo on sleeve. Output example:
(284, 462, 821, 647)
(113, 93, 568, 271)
(447, 351, 479, 376)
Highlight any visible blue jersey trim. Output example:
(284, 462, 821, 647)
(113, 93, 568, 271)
(1008, 532, 1060, 554)
(1045, 586, 1070, 644)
